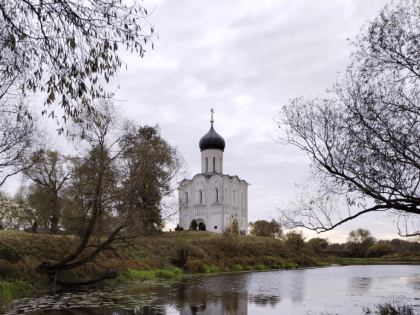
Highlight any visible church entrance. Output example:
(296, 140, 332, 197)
(198, 222, 206, 231)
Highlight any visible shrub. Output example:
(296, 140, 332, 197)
(174, 224, 184, 231)
(366, 242, 395, 258)
(0, 244, 21, 263)
(189, 220, 198, 231)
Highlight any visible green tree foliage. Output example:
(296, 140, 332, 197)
(306, 237, 329, 255)
(22, 151, 72, 234)
(284, 231, 306, 251)
(276, 0, 420, 237)
(249, 219, 282, 238)
(0, 0, 154, 125)
(37, 101, 183, 285)
(14, 183, 55, 232)
(365, 242, 395, 258)
(345, 229, 376, 258)
(0, 191, 26, 230)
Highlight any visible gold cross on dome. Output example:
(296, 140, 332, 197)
(210, 108, 214, 123)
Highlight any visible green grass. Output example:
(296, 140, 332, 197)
(200, 265, 222, 273)
(0, 280, 32, 303)
(229, 264, 243, 272)
(121, 267, 183, 281)
(316, 261, 331, 267)
(253, 264, 266, 270)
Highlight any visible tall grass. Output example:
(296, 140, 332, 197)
(0, 280, 32, 303)
(362, 301, 416, 315)
(121, 267, 183, 281)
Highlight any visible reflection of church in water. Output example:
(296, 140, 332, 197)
(178, 110, 249, 234)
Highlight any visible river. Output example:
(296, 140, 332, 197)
(3, 265, 420, 314)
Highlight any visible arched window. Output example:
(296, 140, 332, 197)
(185, 192, 189, 205)
(213, 157, 216, 172)
(233, 190, 236, 204)
(205, 157, 208, 172)
(199, 190, 203, 204)
(215, 188, 218, 202)
(225, 188, 228, 203)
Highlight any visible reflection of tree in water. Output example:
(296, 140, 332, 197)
(249, 294, 280, 307)
(349, 277, 372, 295)
(51, 306, 167, 315)
(407, 274, 420, 291)
(290, 270, 305, 303)
(189, 303, 206, 315)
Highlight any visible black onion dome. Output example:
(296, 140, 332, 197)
(199, 123, 225, 151)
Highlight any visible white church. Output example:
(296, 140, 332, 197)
(178, 111, 249, 234)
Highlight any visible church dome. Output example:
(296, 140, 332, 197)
(199, 123, 225, 152)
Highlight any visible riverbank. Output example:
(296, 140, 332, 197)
(0, 230, 321, 303)
(325, 256, 420, 265)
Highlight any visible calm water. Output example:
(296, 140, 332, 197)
(4, 265, 420, 315)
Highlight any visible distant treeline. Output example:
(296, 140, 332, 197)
(306, 228, 420, 259)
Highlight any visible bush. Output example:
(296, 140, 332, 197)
(189, 220, 198, 231)
(174, 224, 184, 231)
(366, 242, 395, 258)
(0, 244, 21, 263)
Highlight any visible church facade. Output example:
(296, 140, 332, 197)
(178, 114, 249, 234)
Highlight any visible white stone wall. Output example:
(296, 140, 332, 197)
(201, 149, 224, 173)
(178, 173, 249, 234)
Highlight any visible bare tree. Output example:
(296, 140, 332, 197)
(276, 0, 420, 237)
(0, 100, 41, 187)
(0, 0, 154, 126)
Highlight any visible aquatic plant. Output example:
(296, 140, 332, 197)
(362, 301, 415, 315)
(0, 280, 32, 303)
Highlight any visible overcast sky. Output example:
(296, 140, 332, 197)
(98, 0, 405, 243)
(6, 0, 404, 242)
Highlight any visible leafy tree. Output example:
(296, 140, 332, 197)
(0, 0, 154, 125)
(306, 237, 329, 255)
(22, 151, 72, 234)
(284, 230, 306, 251)
(276, 0, 420, 236)
(37, 101, 183, 285)
(0, 190, 26, 230)
(345, 229, 376, 258)
(249, 219, 282, 239)
(14, 183, 55, 232)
